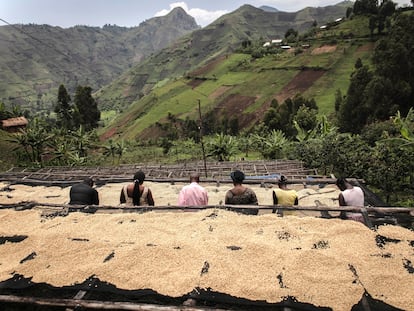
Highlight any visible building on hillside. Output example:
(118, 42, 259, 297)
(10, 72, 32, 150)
(271, 39, 282, 45)
(1, 116, 28, 133)
(263, 39, 283, 47)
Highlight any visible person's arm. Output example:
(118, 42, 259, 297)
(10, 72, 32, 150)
(147, 189, 155, 206)
(225, 190, 232, 204)
(250, 189, 258, 205)
(338, 193, 347, 219)
(203, 190, 208, 205)
(120, 187, 126, 204)
(338, 193, 346, 206)
(93, 189, 99, 205)
(177, 188, 185, 206)
(272, 190, 278, 205)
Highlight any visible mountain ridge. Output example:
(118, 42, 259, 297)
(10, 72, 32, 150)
(0, 7, 199, 112)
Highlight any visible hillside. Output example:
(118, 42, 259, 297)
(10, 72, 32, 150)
(0, 7, 198, 114)
(99, 14, 375, 142)
(96, 3, 352, 113)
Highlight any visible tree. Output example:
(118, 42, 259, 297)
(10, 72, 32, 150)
(293, 106, 318, 132)
(372, 14, 414, 116)
(263, 95, 318, 138)
(54, 84, 72, 129)
(353, 0, 379, 15)
(337, 64, 373, 133)
(74, 86, 100, 131)
(284, 28, 298, 42)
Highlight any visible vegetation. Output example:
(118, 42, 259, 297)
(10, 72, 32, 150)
(1, 1, 413, 206)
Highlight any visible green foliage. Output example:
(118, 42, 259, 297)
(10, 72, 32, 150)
(103, 139, 126, 165)
(8, 118, 52, 165)
(372, 13, 414, 116)
(338, 13, 414, 134)
(367, 139, 414, 204)
(263, 95, 318, 138)
(251, 130, 289, 159)
(54, 84, 73, 130)
(0, 102, 14, 120)
(74, 86, 101, 131)
(206, 133, 238, 161)
(337, 63, 373, 133)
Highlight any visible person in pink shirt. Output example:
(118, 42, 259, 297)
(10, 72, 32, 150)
(178, 173, 208, 206)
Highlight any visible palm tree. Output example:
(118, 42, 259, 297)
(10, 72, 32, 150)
(206, 133, 238, 161)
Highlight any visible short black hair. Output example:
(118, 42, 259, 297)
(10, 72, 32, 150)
(278, 175, 288, 186)
(230, 170, 245, 183)
(83, 177, 94, 187)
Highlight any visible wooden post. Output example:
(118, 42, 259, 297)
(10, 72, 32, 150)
(198, 99, 208, 178)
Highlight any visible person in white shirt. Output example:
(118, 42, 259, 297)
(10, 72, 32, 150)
(336, 177, 365, 223)
(178, 173, 208, 206)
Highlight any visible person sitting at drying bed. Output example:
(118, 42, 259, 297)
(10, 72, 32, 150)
(225, 170, 258, 215)
(69, 177, 99, 205)
(178, 172, 208, 206)
(272, 175, 298, 216)
(335, 177, 365, 223)
(120, 170, 154, 206)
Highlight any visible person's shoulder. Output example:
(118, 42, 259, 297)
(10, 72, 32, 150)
(246, 187, 257, 195)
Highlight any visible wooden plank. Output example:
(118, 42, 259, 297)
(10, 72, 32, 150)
(1, 202, 412, 216)
(0, 294, 228, 311)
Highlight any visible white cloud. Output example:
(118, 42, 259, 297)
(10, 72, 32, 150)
(154, 2, 229, 27)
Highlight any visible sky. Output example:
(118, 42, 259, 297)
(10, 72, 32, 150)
(0, 0, 412, 28)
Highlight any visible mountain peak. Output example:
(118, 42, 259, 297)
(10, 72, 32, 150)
(259, 5, 279, 12)
(164, 6, 199, 28)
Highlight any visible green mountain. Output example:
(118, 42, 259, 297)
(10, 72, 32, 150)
(97, 2, 363, 141)
(0, 7, 199, 114)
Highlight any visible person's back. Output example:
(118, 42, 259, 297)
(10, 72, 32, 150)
(120, 183, 153, 206)
(341, 186, 364, 207)
(336, 177, 365, 223)
(178, 173, 208, 206)
(69, 178, 99, 205)
(272, 175, 298, 215)
(225, 170, 258, 215)
(120, 170, 154, 206)
(273, 188, 298, 206)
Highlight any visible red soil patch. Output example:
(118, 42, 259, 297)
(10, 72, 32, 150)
(311, 45, 337, 55)
(215, 93, 258, 128)
(356, 42, 375, 52)
(187, 56, 227, 89)
(187, 78, 205, 89)
(209, 86, 232, 100)
(189, 56, 226, 77)
(100, 127, 117, 141)
(139, 124, 167, 140)
(274, 69, 326, 104)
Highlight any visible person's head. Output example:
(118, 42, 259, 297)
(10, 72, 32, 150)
(230, 170, 245, 185)
(336, 177, 348, 191)
(278, 175, 288, 188)
(133, 171, 146, 185)
(190, 172, 200, 183)
(83, 177, 94, 187)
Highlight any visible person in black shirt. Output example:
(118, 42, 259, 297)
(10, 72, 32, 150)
(69, 177, 99, 205)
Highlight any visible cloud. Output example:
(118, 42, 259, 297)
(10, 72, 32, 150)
(154, 2, 229, 27)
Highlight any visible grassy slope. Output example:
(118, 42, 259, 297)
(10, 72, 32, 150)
(100, 16, 376, 142)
